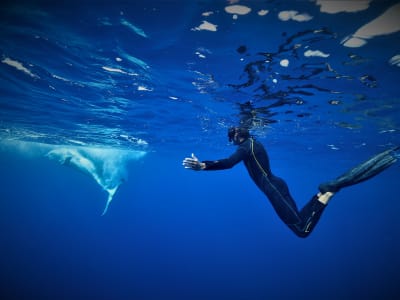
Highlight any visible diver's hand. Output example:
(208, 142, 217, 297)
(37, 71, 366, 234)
(182, 153, 205, 171)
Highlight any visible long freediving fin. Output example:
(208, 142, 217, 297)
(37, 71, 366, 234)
(319, 146, 399, 194)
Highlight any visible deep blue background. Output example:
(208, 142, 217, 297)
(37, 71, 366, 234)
(1, 0, 400, 299)
(1, 146, 399, 299)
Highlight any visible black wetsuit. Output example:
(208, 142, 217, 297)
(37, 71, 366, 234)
(203, 138, 326, 238)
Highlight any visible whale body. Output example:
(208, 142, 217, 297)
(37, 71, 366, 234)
(46, 146, 146, 215)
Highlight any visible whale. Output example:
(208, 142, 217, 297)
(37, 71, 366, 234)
(46, 146, 146, 215)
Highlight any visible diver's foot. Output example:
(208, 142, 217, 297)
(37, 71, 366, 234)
(318, 182, 341, 194)
(317, 192, 334, 205)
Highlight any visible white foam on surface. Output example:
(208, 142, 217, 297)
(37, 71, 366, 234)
(195, 51, 206, 59)
(120, 18, 147, 38)
(224, 5, 252, 15)
(202, 11, 213, 17)
(137, 85, 153, 91)
(341, 3, 400, 48)
(52, 74, 70, 82)
(278, 11, 313, 22)
(2, 57, 39, 78)
(315, 0, 372, 14)
(258, 10, 269, 16)
(102, 66, 136, 75)
(304, 50, 330, 58)
(280, 59, 289, 67)
(192, 20, 218, 32)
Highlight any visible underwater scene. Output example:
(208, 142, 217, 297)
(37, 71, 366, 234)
(1, 0, 400, 299)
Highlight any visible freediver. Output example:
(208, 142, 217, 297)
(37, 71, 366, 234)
(182, 126, 398, 238)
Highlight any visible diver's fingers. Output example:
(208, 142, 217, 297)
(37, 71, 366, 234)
(183, 153, 198, 163)
(183, 151, 205, 171)
(183, 158, 196, 164)
(182, 156, 202, 170)
(182, 158, 198, 167)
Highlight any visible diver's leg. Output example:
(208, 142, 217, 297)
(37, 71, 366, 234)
(261, 175, 302, 225)
(319, 147, 398, 193)
(262, 175, 335, 238)
(288, 192, 333, 238)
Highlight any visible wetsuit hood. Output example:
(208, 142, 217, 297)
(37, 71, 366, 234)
(228, 126, 250, 144)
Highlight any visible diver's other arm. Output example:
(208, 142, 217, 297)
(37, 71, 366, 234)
(182, 153, 206, 170)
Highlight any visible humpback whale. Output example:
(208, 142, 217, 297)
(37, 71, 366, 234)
(46, 146, 145, 215)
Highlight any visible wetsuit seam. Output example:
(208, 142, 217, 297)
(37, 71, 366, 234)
(263, 174, 301, 224)
(250, 139, 300, 223)
(250, 138, 269, 178)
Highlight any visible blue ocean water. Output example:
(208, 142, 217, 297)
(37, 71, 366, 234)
(1, 0, 400, 299)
